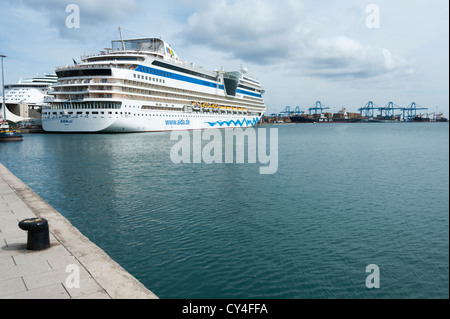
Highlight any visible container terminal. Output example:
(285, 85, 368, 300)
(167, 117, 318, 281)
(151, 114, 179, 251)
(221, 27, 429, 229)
(262, 101, 448, 124)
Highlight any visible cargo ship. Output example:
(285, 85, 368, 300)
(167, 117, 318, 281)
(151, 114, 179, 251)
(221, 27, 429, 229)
(330, 108, 361, 123)
(413, 113, 448, 122)
(369, 115, 401, 123)
(436, 113, 449, 122)
(290, 114, 317, 123)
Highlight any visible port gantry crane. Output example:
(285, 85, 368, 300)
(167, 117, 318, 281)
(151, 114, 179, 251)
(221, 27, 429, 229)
(308, 101, 330, 115)
(359, 101, 377, 120)
(280, 105, 304, 117)
(379, 102, 404, 119)
(281, 101, 330, 118)
(293, 106, 303, 116)
(283, 106, 292, 117)
(359, 101, 427, 121)
(401, 102, 428, 122)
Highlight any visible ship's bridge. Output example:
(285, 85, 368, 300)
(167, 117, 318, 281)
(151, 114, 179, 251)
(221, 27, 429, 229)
(111, 38, 180, 62)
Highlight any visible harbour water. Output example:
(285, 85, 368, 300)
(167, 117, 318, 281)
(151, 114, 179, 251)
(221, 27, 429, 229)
(0, 122, 448, 299)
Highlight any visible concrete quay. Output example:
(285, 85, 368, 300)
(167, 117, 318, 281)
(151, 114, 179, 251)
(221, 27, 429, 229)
(0, 163, 158, 299)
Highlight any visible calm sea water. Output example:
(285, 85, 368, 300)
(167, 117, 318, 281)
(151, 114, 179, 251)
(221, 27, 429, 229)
(0, 123, 448, 299)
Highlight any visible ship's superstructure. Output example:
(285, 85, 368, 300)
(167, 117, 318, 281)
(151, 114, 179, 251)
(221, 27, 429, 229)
(42, 37, 266, 132)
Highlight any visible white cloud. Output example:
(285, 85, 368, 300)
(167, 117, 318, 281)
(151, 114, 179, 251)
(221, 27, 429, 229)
(179, 0, 304, 61)
(19, 0, 138, 39)
(178, 0, 414, 79)
(299, 36, 413, 79)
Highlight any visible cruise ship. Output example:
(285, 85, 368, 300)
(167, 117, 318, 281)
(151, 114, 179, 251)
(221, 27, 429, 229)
(0, 74, 57, 122)
(42, 37, 266, 132)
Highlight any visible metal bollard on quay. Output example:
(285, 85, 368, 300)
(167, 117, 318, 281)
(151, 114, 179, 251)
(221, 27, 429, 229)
(18, 218, 51, 250)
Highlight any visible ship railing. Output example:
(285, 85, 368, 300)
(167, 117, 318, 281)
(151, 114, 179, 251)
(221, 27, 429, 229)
(55, 80, 117, 85)
(81, 50, 159, 60)
(55, 64, 113, 71)
(91, 80, 117, 84)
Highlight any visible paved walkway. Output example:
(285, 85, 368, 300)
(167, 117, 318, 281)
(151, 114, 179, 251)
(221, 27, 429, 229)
(0, 163, 158, 299)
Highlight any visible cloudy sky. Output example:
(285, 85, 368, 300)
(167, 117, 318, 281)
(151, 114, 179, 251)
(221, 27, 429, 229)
(0, 0, 448, 115)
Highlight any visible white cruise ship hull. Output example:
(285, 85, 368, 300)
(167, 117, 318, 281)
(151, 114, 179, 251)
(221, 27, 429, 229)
(42, 112, 261, 133)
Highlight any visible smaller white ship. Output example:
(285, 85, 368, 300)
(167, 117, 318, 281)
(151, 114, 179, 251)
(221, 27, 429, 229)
(0, 74, 56, 122)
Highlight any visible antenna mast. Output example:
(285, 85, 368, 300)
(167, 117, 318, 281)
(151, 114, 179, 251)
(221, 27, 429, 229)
(119, 27, 125, 51)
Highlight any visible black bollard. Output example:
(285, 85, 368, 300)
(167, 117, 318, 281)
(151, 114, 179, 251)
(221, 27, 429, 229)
(18, 218, 50, 250)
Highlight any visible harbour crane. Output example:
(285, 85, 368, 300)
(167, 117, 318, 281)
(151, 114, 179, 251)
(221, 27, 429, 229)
(293, 106, 304, 115)
(359, 101, 378, 119)
(379, 102, 403, 118)
(402, 102, 428, 122)
(308, 101, 330, 115)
